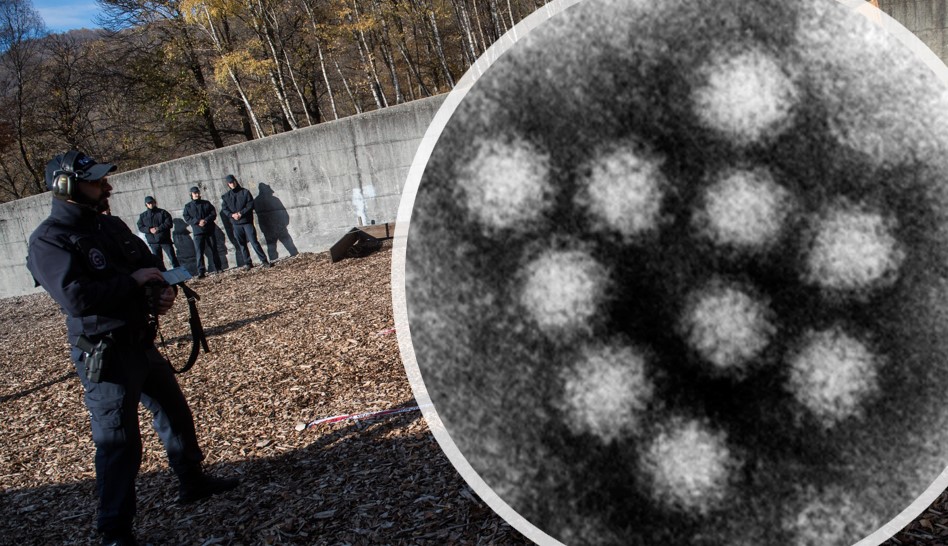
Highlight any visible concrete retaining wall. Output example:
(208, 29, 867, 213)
(0, 95, 446, 297)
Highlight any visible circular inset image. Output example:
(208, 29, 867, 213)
(394, 0, 948, 544)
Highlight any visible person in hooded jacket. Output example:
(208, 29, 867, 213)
(182, 186, 223, 278)
(220, 174, 272, 270)
(26, 151, 239, 546)
(136, 196, 179, 269)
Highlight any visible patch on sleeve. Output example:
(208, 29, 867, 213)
(88, 248, 108, 270)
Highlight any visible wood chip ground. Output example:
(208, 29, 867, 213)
(0, 245, 528, 545)
(0, 244, 943, 545)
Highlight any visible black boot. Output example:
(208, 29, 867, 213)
(177, 470, 240, 504)
(101, 530, 138, 546)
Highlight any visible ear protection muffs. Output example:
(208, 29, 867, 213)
(49, 150, 82, 200)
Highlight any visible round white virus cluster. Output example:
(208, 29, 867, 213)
(692, 48, 799, 145)
(680, 281, 776, 373)
(519, 249, 610, 336)
(695, 168, 791, 250)
(784, 486, 877, 546)
(470, 37, 908, 534)
(576, 144, 667, 241)
(786, 328, 881, 429)
(803, 204, 905, 292)
(458, 136, 555, 232)
(640, 418, 737, 515)
(559, 343, 654, 443)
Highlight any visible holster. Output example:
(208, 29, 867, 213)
(75, 334, 114, 383)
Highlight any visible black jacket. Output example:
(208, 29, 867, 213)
(27, 198, 161, 344)
(137, 207, 174, 244)
(221, 184, 255, 225)
(182, 198, 217, 235)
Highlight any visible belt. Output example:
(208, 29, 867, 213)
(89, 324, 156, 346)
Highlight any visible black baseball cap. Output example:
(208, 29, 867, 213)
(190, 186, 200, 193)
(144, 195, 155, 204)
(225, 174, 237, 184)
(45, 150, 117, 190)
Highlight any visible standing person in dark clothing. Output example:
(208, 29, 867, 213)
(182, 186, 222, 279)
(136, 196, 180, 269)
(221, 174, 272, 270)
(26, 151, 239, 546)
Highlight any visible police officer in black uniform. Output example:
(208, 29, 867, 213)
(136, 195, 180, 269)
(26, 151, 238, 546)
(182, 186, 222, 278)
(221, 174, 272, 270)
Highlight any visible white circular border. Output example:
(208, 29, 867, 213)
(390, 1, 948, 544)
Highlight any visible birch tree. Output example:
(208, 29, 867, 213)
(181, 0, 266, 139)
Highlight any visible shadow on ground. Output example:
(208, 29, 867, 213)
(0, 403, 516, 545)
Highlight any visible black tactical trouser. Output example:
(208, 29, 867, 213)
(232, 223, 268, 266)
(73, 339, 204, 535)
(148, 242, 180, 269)
(192, 232, 222, 274)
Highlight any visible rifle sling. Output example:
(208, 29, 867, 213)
(171, 282, 209, 374)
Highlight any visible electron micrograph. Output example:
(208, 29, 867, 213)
(403, 0, 948, 544)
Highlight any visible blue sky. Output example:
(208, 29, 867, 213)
(32, 0, 103, 33)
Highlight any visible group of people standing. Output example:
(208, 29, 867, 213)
(135, 174, 272, 278)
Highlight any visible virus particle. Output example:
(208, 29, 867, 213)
(694, 168, 792, 250)
(575, 143, 668, 241)
(640, 417, 738, 515)
(458, 136, 554, 232)
(519, 249, 610, 337)
(680, 280, 776, 373)
(802, 205, 904, 292)
(559, 342, 654, 443)
(786, 327, 880, 429)
(692, 47, 799, 145)
(784, 486, 878, 546)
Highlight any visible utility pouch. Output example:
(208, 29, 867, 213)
(76, 334, 114, 383)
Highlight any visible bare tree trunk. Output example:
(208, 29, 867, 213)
(370, 0, 403, 104)
(232, 97, 256, 141)
(423, 0, 455, 88)
(283, 48, 312, 126)
(402, 63, 416, 101)
(334, 56, 363, 114)
(395, 40, 430, 97)
(451, 0, 479, 66)
(225, 67, 264, 138)
(195, 4, 265, 139)
(180, 29, 225, 148)
(470, 0, 490, 53)
(348, 0, 388, 109)
(378, 40, 403, 104)
(488, 0, 505, 38)
(306, 72, 324, 123)
(387, 4, 426, 99)
(316, 41, 339, 120)
(251, 0, 298, 130)
(298, 0, 339, 120)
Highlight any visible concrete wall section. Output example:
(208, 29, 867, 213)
(0, 197, 51, 290)
(0, 95, 446, 298)
(881, 0, 948, 60)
